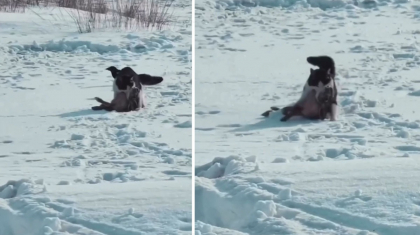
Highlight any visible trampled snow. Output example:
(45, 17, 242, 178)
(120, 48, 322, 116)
(0, 2, 192, 235)
(195, 0, 420, 234)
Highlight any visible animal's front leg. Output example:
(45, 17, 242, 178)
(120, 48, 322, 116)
(318, 105, 328, 120)
(127, 87, 141, 111)
(330, 103, 338, 121)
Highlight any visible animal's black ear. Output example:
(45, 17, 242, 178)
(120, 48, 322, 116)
(138, 74, 164, 86)
(307, 57, 316, 66)
(106, 66, 118, 71)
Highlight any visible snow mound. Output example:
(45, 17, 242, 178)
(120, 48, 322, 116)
(174, 120, 193, 128)
(0, 194, 101, 235)
(7, 37, 175, 55)
(195, 220, 248, 235)
(195, 173, 420, 235)
(0, 179, 44, 199)
(195, 155, 258, 179)
(196, 176, 300, 234)
(60, 156, 86, 167)
(0, 179, 64, 235)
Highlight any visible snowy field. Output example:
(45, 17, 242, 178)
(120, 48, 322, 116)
(195, 0, 420, 234)
(0, 2, 192, 235)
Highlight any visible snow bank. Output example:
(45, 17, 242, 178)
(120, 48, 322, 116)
(195, 165, 420, 235)
(0, 179, 44, 199)
(195, 221, 248, 235)
(195, 158, 299, 233)
(195, 176, 275, 231)
(0, 179, 65, 235)
(7, 36, 176, 55)
(195, 155, 258, 179)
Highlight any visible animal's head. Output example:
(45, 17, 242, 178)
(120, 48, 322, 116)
(306, 56, 335, 77)
(106, 66, 119, 78)
(115, 75, 134, 90)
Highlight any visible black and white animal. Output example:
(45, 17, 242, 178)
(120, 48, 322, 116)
(99, 66, 163, 111)
(92, 66, 163, 112)
(91, 75, 143, 112)
(106, 66, 163, 98)
(262, 56, 338, 121)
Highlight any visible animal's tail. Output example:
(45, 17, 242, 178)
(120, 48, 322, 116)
(307, 56, 335, 77)
(138, 74, 164, 86)
(94, 97, 108, 105)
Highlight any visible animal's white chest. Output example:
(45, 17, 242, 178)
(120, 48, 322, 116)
(301, 80, 334, 101)
(112, 79, 146, 109)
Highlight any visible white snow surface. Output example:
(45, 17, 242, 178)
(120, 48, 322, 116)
(195, 0, 420, 234)
(0, 3, 192, 235)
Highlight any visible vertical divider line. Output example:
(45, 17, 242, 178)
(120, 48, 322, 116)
(191, 0, 196, 231)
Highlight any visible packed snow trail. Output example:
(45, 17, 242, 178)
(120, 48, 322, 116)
(195, 0, 420, 234)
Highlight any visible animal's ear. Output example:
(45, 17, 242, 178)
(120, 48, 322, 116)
(138, 74, 164, 86)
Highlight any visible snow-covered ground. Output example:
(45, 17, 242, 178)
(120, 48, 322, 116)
(0, 2, 192, 235)
(195, 0, 420, 234)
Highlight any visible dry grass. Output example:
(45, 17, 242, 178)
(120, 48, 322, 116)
(0, 0, 26, 12)
(0, 0, 175, 32)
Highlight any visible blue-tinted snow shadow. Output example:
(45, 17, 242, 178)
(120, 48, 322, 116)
(229, 110, 322, 132)
(57, 109, 107, 118)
